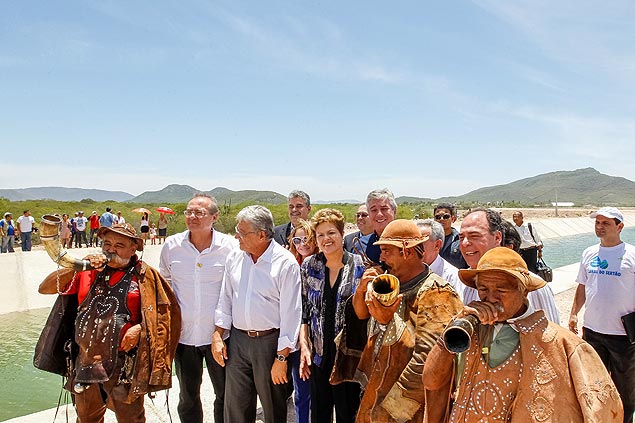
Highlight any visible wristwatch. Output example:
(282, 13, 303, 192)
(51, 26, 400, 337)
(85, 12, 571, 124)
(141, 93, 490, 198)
(276, 354, 288, 362)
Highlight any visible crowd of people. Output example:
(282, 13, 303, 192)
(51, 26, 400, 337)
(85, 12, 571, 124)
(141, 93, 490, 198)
(0, 207, 173, 252)
(33, 189, 632, 423)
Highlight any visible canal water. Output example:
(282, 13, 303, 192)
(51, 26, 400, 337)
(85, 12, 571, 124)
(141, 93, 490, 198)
(542, 226, 635, 268)
(2, 227, 635, 421)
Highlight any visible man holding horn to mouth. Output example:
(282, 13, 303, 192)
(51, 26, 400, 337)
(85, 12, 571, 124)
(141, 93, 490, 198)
(422, 247, 623, 423)
(38, 223, 181, 423)
(352, 219, 463, 423)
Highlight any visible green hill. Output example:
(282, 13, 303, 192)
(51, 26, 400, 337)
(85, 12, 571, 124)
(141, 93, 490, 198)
(129, 184, 287, 205)
(436, 168, 635, 206)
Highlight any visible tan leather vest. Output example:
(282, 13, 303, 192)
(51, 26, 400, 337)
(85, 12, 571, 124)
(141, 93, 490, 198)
(450, 331, 523, 423)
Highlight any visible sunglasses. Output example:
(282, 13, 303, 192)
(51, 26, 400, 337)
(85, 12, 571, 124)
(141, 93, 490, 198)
(356, 212, 369, 218)
(292, 236, 308, 246)
(434, 213, 452, 220)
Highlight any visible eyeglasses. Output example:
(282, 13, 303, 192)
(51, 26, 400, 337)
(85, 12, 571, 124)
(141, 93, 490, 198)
(235, 226, 258, 238)
(434, 213, 452, 220)
(292, 236, 308, 246)
(184, 209, 208, 218)
(356, 212, 369, 218)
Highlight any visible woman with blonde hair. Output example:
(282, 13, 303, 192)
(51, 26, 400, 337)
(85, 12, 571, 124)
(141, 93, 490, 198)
(300, 208, 363, 422)
(286, 218, 318, 423)
(288, 219, 319, 265)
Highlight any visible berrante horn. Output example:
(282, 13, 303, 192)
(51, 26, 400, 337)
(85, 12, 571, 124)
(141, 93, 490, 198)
(40, 214, 96, 271)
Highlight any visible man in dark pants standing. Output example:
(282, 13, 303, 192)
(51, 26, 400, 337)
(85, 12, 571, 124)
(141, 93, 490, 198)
(570, 207, 635, 423)
(214, 205, 301, 423)
(160, 194, 236, 423)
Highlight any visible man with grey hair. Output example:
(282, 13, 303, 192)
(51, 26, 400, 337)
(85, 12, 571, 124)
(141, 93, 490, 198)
(274, 190, 312, 247)
(160, 194, 237, 423)
(213, 205, 302, 423)
(416, 219, 464, 300)
(365, 188, 397, 264)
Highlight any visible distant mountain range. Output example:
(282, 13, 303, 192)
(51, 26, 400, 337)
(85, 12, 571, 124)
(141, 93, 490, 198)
(0, 187, 134, 202)
(131, 185, 287, 205)
(2, 168, 634, 206)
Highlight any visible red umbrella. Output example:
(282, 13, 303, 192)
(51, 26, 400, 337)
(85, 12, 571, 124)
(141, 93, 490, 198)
(156, 207, 174, 215)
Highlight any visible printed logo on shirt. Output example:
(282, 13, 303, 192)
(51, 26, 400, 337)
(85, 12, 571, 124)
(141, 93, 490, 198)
(590, 256, 609, 270)
(589, 255, 621, 276)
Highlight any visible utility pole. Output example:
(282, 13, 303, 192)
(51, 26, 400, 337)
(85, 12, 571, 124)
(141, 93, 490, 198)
(554, 173, 559, 217)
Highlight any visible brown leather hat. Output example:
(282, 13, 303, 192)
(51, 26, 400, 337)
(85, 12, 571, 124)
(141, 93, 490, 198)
(97, 223, 144, 251)
(458, 247, 546, 292)
(373, 219, 428, 249)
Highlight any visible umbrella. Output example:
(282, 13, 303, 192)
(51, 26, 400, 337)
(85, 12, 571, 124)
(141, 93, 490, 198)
(156, 207, 174, 215)
(132, 207, 152, 214)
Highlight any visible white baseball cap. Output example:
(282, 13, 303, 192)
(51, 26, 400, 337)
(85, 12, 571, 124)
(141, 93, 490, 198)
(590, 207, 623, 223)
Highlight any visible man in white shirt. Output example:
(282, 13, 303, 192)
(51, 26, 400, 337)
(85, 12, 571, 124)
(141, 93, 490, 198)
(512, 211, 543, 273)
(213, 205, 302, 423)
(16, 210, 36, 251)
(74, 211, 88, 248)
(569, 206, 635, 423)
(115, 211, 125, 224)
(416, 218, 463, 299)
(159, 194, 236, 423)
(459, 209, 560, 324)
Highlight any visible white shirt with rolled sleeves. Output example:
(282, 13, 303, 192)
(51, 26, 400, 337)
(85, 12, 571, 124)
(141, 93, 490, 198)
(215, 240, 302, 352)
(159, 229, 237, 346)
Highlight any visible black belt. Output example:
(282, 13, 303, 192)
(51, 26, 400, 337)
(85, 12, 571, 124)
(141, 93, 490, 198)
(521, 246, 538, 251)
(234, 327, 279, 338)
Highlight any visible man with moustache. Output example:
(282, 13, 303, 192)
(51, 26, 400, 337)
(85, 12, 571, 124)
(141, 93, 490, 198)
(569, 207, 635, 423)
(38, 223, 181, 423)
(274, 190, 312, 247)
(422, 247, 623, 423)
(213, 205, 302, 423)
(352, 219, 463, 422)
(160, 194, 236, 423)
(458, 208, 560, 323)
(344, 204, 374, 253)
(364, 188, 397, 264)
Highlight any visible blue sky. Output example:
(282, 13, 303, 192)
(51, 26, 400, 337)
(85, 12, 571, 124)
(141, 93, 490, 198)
(2, 1, 634, 202)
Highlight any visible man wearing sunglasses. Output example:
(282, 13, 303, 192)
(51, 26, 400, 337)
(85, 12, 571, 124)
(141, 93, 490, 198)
(434, 203, 468, 269)
(273, 190, 312, 247)
(344, 204, 374, 253)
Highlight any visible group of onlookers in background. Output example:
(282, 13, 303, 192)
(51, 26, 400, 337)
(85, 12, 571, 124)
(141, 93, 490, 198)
(0, 210, 37, 252)
(1, 206, 172, 251)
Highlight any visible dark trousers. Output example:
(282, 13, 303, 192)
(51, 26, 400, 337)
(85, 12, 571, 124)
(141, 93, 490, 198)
(73, 357, 145, 423)
(174, 343, 226, 423)
(288, 349, 311, 423)
(76, 230, 88, 247)
(225, 328, 289, 423)
(519, 246, 538, 273)
(89, 228, 99, 246)
(584, 327, 635, 423)
(310, 361, 361, 423)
